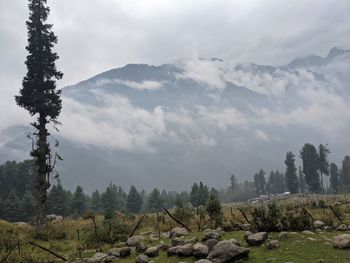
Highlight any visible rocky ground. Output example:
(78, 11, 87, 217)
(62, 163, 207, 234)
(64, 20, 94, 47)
(68, 223, 350, 263)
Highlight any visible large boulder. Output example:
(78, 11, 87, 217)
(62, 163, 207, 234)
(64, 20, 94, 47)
(195, 260, 212, 263)
(332, 234, 350, 249)
(265, 240, 279, 250)
(86, 252, 108, 262)
(135, 243, 148, 253)
(193, 243, 209, 258)
(203, 239, 219, 252)
(167, 243, 194, 257)
(313, 220, 325, 229)
(244, 231, 253, 241)
(135, 255, 149, 263)
(127, 235, 144, 246)
(108, 247, 131, 258)
(246, 232, 268, 246)
(202, 229, 221, 241)
(145, 246, 159, 257)
(336, 224, 348, 231)
(207, 240, 250, 263)
(47, 214, 63, 223)
(171, 237, 198, 246)
(170, 227, 188, 238)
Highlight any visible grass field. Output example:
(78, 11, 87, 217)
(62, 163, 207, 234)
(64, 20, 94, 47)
(1, 194, 350, 263)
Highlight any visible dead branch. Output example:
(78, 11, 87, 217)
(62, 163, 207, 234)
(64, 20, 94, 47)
(163, 208, 191, 232)
(129, 214, 146, 238)
(29, 241, 67, 262)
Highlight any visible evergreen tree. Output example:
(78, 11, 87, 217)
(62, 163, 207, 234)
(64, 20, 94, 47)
(330, 163, 340, 194)
(298, 166, 307, 193)
(342, 156, 350, 187)
(300, 143, 321, 193)
(101, 183, 118, 213)
(230, 174, 237, 192)
(190, 182, 209, 207)
(3, 191, 20, 222)
(48, 183, 70, 216)
(127, 186, 143, 214)
(318, 144, 330, 192)
(147, 188, 164, 212)
(205, 194, 222, 228)
(72, 185, 87, 216)
(254, 169, 266, 195)
(285, 151, 298, 194)
(20, 191, 36, 222)
(90, 190, 102, 213)
(15, 0, 63, 228)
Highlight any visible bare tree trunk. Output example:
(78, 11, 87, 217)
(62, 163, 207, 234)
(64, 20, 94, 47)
(35, 114, 50, 229)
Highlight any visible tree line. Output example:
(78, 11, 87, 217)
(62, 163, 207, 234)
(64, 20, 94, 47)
(249, 143, 348, 197)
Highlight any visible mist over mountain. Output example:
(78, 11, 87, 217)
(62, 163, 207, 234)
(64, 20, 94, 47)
(1, 47, 349, 193)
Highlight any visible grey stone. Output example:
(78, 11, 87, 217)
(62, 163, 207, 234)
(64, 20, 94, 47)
(313, 220, 325, 229)
(265, 240, 279, 250)
(246, 232, 268, 246)
(170, 227, 188, 238)
(193, 243, 209, 258)
(202, 229, 221, 241)
(203, 239, 218, 252)
(136, 243, 148, 253)
(336, 224, 348, 231)
(207, 240, 249, 263)
(172, 237, 198, 246)
(145, 246, 159, 257)
(135, 255, 149, 263)
(127, 235, 143, 246)
(332, 234, 350, 249)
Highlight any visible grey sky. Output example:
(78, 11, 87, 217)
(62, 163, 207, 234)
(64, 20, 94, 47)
(0, 0, 350, 191)
(1, 0, 349, 88)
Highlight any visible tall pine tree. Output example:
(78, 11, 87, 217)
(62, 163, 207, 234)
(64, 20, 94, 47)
(285, 151, 298, 194)
(318, 144, 330, 193)
(330, 163, 340, 194)
(127, 186, 143, 214)
(300, 143, 321, 193)
(15, 0, 63, 228)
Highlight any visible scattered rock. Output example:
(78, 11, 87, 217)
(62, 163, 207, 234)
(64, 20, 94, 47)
(170, 227, 188, 238)
(167, 243, 194, 257)
(127, 235, 144, 246)
(47, 214, 63, 223)
(104, 255, 117, 263)
(324, 226, 333, 232)
(313, 220, 325, 229)
(202, 229, 221, 241)
(203, 239, 219, 252)
(244, 231, 253, 241)
(107, 247, 131, 258)
(194, 260, 212, 263)
(145, 246, 159, 257)
(88, 252, 108, 262)
(207, 240, 250, 263)
(136, 243, 148, 253)
(172, 236, 198, 246)
(302, 230, 314, 235)
(332, 234, 350, 249)
(266, 240, 279, 250)
(336, 224, 348, 231)
(136, 255, 149, 263)
(193, 243, 209, 258)
(246, 232, 268, 246)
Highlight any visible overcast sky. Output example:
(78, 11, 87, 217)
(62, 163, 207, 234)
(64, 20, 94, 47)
(0, 0, 349, 131)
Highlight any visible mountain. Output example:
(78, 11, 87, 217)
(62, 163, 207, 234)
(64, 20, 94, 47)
(1, 47, 349, 192)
